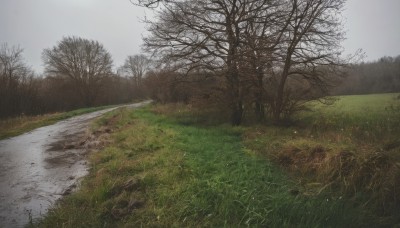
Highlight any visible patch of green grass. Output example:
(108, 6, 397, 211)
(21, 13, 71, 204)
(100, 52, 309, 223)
(0, 105, 115, 140)
(36, 107, 377, 227)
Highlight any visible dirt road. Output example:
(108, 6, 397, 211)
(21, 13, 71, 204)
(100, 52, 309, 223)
(0, 101, 150, 227)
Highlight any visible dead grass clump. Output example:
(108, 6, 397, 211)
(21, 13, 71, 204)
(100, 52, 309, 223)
(327, 150, 358, 188)
(276, 140, 329, 175)
(353, 152, 400, 215)
(277, 139, 400, 216)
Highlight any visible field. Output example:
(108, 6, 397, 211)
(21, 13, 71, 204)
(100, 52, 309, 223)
(33, 93, 400, 227)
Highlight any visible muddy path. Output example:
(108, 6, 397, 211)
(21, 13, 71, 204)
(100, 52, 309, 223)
(0, 101, 150, 227)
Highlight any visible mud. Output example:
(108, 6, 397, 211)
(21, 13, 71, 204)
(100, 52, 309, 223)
(0, 101, 150, 227)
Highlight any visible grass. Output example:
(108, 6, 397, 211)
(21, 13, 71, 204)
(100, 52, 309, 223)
(34, 104, 385, 227)
(0, 105, 115, 140)
(244, 93, 400, 223)
(298, 93, 400, 141)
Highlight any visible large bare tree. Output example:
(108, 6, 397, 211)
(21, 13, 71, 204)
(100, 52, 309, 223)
(143, 0, 353, 124)
(42, 36, 113, 106)
(144, 0, 277, 125)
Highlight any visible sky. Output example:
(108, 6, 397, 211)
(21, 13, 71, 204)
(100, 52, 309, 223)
(0, 0, 399, 74)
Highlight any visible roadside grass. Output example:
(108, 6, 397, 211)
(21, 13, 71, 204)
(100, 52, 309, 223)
(36, 106, 378, 227)
(0, 105, 115, 140)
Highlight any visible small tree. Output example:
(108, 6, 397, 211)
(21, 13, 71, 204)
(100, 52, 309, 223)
(42, 36, 113, 106)
(0, 43, 38, 118)
(119, 54, 151, 88)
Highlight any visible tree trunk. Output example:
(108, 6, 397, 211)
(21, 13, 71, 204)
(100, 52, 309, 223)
(254, 70, 265, 121)
(231, 100, 243, 126)
(273, 52, 292, 122)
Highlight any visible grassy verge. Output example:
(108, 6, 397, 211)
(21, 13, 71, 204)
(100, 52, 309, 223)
(0, 106, 114, 140)
(36, 105, 380, 227)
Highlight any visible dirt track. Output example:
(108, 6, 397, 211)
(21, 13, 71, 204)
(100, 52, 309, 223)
(0, 101, 150, 227)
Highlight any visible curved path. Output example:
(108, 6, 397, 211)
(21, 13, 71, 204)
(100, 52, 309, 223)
(0, 101, 150, 227)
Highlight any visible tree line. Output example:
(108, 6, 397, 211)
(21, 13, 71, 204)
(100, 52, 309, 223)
(0, 38, 151, 119)
(334, 56, 400, 95)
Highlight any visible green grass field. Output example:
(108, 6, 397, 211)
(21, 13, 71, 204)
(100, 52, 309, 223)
(33, 93, 400, 227)
(299, 93, 400, 136)
(311, 93, 399, 113)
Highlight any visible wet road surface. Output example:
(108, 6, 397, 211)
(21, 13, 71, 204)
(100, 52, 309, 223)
(0, 101, 150, 227)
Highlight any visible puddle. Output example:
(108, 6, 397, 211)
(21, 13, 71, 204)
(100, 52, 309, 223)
(0, 101, 150, 227)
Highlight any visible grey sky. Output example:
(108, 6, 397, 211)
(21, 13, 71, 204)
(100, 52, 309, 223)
(0, 0, 399, 74)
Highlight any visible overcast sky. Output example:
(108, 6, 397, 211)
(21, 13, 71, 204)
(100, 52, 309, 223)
(1, 0, 399, 74)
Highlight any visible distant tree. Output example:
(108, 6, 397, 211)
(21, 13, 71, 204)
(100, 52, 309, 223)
(334, 55, 400, 95)
(42, 36, 113, 106)
(0, 43, 38, 118)
(119, 54, 151, 87)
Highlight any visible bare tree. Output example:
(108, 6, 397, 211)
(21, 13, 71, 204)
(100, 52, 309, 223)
(119, 54, 151, 87)
(0, 43, 37, 118)
(130, 0, 165, 7)
(143, 0, 354, 124)
(267, 0, 349, 121)
(42, 36, 113, 106)
(144, 0, 276, 125)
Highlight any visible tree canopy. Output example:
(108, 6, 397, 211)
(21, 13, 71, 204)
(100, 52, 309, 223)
(42, 36, 113, 106)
